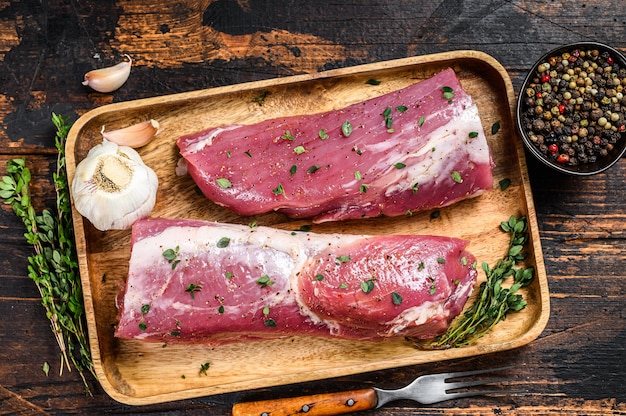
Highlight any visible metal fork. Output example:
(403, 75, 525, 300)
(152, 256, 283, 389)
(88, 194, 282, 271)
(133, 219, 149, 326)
(231, 366, 521, 416)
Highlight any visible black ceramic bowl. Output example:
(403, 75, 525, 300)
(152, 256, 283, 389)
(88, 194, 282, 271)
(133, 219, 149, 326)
(516, 42, 626, 175)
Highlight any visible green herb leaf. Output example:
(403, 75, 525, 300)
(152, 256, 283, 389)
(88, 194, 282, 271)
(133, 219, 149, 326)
(451, 171, 463, 183)
(396, 105, 408, 112)
(491, 120, 501, 135)
(468, 131, 479, 139)
(141, 304, 150, 315)
(217, 237, 230, 248)
(290, 165, 297, 175)
(163, 246, 181, 269)
(361, 279, 375, 294)
(394, 162, 406, 169)
(441, 86, 455, 102)
(185, 283, 202, 299)
(294, 145, 307, 154)
(217, 178, 232, 189)
(318, 129, 329, 139)
(307, 165, 321, 174)
(418, 116, 425, 127)
(355, 171, 362, 180)
(365, 78, 381, 85)
(265, 318, 277, 327)
(281, 130, 296, 141)
(382, 106, 393, 129)
(341, 120, 353, 137)
(336, 255, 351, 263)
(499, 178, 511, 191)
(199, 362, 210, 376)
(252, 91, 270, 105)
(272, 183, 284, 195)
(314, 274, 324, 281)
(256, 274, 276, 288)
(391, 292, 403, 305)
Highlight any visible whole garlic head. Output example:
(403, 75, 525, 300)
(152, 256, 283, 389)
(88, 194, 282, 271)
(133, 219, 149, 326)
(71, 139, 158, 231)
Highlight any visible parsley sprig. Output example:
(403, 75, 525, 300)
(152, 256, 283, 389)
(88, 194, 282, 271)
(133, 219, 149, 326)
(416, 215, 535, 349)
(0, 113, 95, 393)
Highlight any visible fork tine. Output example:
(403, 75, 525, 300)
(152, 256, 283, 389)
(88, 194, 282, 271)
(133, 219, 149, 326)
(446, 377, 517, 391)
(447, 389, 526, 400)
(443, 365, 518, 380)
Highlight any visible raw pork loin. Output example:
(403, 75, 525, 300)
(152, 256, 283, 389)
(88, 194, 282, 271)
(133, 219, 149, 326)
(176, 67, 493, 223)
(115, 218, 477, 346)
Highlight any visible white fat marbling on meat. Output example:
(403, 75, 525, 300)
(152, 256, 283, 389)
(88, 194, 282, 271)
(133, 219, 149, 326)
(185, 125, 242, 154)
(386, 301, 446, 335)
(381, 104, 489, 195)
(127, 223, 364, 327)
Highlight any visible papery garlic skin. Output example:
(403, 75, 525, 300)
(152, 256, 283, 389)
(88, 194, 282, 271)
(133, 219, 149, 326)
(71, 139, 158, 231)
(82, 55, 132, 93)
(101, 119, 160, 148)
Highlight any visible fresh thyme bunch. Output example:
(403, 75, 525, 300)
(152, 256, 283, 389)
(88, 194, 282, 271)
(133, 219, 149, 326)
(416, 215, 535, 349)
(0, 113, 94, 393)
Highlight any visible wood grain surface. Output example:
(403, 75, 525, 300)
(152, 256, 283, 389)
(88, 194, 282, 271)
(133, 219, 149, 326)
(1, 0, 625, 415)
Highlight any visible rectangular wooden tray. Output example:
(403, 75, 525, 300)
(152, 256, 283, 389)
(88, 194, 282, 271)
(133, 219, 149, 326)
(66, 50, 550, 405)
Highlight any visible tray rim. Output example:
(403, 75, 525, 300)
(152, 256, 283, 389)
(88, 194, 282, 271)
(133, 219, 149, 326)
(66, 49, 550, 405)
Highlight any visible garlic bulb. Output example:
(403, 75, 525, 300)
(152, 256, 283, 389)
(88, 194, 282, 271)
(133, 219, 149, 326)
(101, 119, 160, 148)
(71, 139, 158, 231)
(82, 55, 132, 93)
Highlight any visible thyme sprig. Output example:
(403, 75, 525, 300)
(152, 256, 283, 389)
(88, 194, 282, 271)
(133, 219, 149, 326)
(415, 215, 535, 349)
(0, 113, 95, 393)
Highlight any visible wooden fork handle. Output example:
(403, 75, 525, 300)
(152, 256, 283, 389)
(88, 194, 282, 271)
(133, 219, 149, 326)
(231, 388, 377, 416)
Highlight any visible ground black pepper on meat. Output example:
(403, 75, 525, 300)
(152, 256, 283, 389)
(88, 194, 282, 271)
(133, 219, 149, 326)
(520, 48, 626, 166)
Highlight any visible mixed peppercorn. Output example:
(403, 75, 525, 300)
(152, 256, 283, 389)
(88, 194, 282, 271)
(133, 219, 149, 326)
(520, 47, 626, 166)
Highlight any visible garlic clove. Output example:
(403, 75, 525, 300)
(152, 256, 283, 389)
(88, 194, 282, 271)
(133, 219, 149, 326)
(175, 157, 188, 176)
(82, 54, 132, 93)
(101, 119, 160, 148)
(71, 139, 158, 231)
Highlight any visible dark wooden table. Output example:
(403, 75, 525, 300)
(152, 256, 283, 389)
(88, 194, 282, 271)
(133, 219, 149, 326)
(1, 1, 625, 414)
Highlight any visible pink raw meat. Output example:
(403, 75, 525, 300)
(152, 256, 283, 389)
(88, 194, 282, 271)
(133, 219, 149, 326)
(115, 218, 477, 346)
(176, 67, 494, 223)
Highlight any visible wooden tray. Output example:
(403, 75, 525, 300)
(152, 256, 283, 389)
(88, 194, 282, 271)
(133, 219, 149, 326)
(66, 50, 549, 405)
